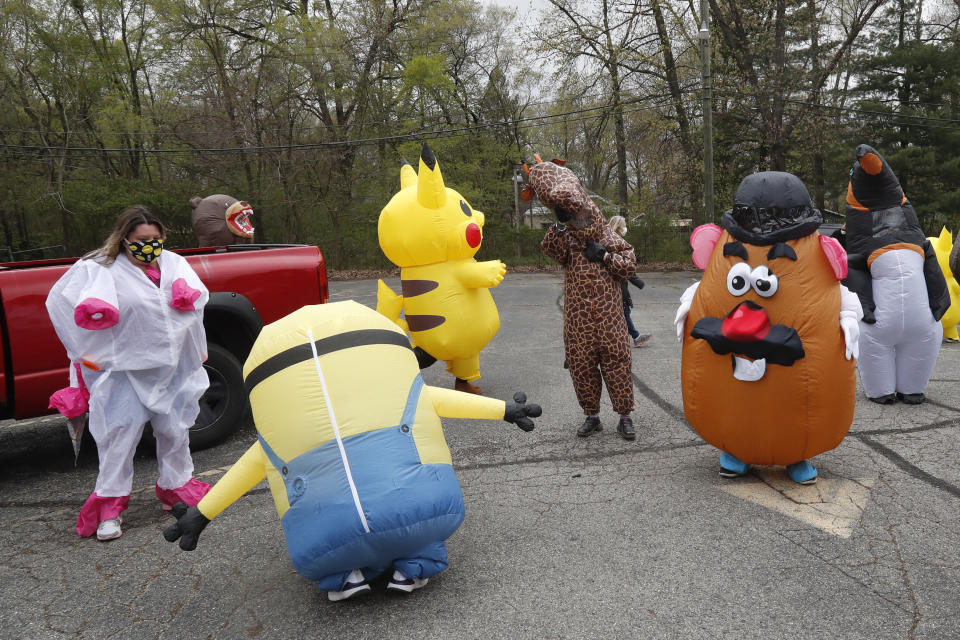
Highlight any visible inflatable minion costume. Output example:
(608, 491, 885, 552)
(164, 301, 540, 601)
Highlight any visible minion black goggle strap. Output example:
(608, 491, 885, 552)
(244, 329, 413, 393)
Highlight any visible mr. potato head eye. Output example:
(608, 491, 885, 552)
(723, 241, 797, 298)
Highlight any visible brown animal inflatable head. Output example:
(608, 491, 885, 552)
(522, 156, 601, 235)
(190, 194, 255, 246)
(681, 172, 855, 465)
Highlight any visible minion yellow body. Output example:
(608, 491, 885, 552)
(929, 227, 960, 340)
(377, 145, 505, 382)
(192, 301, 508, 590)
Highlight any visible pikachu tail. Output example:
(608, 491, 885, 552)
(376, 280, 409, 334)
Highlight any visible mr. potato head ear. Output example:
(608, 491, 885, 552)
(690, 224, 723, 269)
(819, 235, 848, 280)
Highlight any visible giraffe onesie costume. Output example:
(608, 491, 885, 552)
(533, 161, 637, 415)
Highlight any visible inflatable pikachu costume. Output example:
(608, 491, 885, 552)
(164, 301, 540, 600)
(377, 143, 505, 394)
(928, 228, 960, 341)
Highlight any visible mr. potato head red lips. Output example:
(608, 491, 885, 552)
(690, 300, 805, 381)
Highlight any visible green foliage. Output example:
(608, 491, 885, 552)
(851, 25, 960, 233)
(4, 0, 960, 266)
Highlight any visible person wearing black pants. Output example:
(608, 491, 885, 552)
(609, 216, 652, 348)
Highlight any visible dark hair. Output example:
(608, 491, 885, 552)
(84, 205, 167, 263)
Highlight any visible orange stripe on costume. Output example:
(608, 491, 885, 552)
(846, 183, 868, 211)
(867, 243, 925, 268)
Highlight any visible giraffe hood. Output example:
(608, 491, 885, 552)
(527, 160, 601, 233)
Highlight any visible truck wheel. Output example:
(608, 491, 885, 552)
(190, 343, 249, 450)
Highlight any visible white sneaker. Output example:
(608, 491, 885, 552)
(386, 569, 429, 594)
(96, 517, 122, 541)
(327, 569, 371, 602)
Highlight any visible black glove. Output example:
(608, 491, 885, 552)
(629, 275, 645, 290)
(584, 240, 607, 262)
(504, 392, 541, 432)
(163, 502, 210, 551)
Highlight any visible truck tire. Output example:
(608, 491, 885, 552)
(190, 343, 249, 450)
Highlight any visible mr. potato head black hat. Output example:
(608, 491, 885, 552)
(721, 171, 822, 246)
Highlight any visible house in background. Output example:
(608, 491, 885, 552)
(518, 194, 632, 229)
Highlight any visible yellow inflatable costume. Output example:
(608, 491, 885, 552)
(929, 227, 960, 341)
(164, 301, 540, 599)
(377, 143, 505, 393)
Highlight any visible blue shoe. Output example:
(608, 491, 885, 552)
(719, 452, 749, 478)
(786, 460, 818, 485)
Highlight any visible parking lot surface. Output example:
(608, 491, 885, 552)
(1, 271, 958, 639)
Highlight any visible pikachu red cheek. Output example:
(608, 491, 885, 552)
(465, 223, 481, 248)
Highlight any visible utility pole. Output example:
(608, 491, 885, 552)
(512, 166, 522, 261)
(698, 0, 715, 224)
(513, 166, 521, 231)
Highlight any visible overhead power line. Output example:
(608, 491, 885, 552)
(0, 92, 686, 157)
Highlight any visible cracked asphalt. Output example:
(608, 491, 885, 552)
(1, 271, 958, 639)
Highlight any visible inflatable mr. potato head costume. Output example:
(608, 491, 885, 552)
(676, 172, 862, 484)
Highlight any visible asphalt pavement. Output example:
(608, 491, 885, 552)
(1, 270, 958, 639)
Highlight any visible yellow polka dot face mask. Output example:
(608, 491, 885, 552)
(127, 239, 163, 263)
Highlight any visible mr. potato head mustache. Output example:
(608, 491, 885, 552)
(690, 300, 805, 367)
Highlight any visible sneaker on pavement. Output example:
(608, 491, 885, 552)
(576, 416, 602, 437)
(386, 570, 429, 594)
(868, 393, 898, 405)
(616, 415, 636, 440)
(785, 460, 818, 485)
(719, 452, 750, 478)
(327, 569, 371, 602)
(96, 517, 123, 541)
(634, 334, 652, 348)
(896, 392, 925, 405)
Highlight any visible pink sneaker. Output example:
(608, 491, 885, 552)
(156, 478, 211, 510)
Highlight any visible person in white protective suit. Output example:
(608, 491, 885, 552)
(842, 145, 950, 405)
(46, 206, 212, 541)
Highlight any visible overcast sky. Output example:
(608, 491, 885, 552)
(482, 0, 549, 20)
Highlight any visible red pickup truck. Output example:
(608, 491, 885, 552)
(0, 244, 328, 448)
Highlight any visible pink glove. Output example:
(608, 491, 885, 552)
(48, 386, 89, 418)
(48, 363, 90, 418)
(74, 297, 119, 330)
(170, 278, 202, 311)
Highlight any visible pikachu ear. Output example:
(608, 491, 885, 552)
(417, 143, 447, 209)
(400, 158, 417, 190)
(939, 226, 953, 248)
